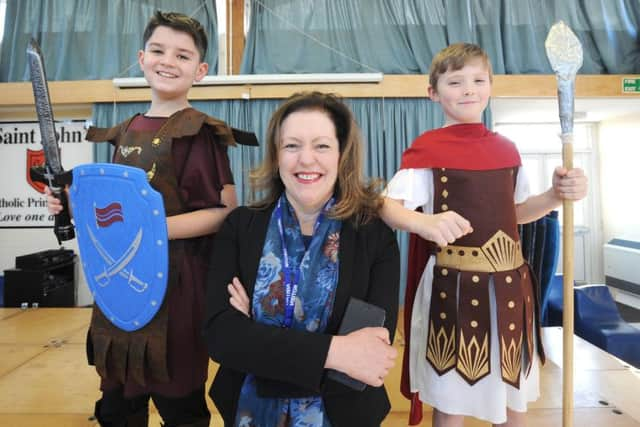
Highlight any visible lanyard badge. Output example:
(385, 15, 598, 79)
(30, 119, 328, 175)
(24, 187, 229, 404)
(275, 196, 334, 328)
(282, 266, 300, 328)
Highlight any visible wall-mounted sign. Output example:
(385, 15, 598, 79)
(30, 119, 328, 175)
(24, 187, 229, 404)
(622, 77, 640, 93)
(0, 121, 93, 228)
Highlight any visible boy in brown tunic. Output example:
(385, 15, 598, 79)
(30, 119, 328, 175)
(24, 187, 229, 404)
(48, 11, 242, 427)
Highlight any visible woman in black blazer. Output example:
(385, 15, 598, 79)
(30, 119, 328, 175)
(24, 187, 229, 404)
(204, 92, 400, 427)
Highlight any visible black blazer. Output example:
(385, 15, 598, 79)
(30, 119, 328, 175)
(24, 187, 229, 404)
(204, 205, 400, 427)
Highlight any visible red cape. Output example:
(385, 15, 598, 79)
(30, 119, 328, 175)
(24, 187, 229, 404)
(399, 123, 520, 424)
(400, 123, 520, 170)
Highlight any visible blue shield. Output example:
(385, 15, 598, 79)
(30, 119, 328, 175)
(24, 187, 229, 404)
(70, 163, 168, 331)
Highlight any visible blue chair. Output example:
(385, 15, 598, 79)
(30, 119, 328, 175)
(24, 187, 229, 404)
(574, 284, 640, 368)
(545, 274, 564, 327)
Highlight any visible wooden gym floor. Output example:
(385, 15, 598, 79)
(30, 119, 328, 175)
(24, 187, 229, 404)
(1, 307, 639, 426)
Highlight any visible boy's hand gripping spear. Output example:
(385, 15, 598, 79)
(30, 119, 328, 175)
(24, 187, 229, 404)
(26, 38, 75, 244)
(545, 21, 583, 427)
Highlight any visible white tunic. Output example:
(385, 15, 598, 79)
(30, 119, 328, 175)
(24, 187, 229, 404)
(386, 168, 540, 424)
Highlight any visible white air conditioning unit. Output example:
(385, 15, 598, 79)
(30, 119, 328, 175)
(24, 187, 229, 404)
(604, 239, 640, 308)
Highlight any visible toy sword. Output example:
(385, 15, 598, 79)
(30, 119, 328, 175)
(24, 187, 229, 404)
(26, 38, 75, 243)
(545, 21, 583, 427)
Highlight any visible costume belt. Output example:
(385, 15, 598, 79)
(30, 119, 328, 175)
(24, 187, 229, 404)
(436, 230, 524, 273)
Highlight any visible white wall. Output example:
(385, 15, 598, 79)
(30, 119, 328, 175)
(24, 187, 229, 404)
(598, 113, 640, 307)
(598, 114, 640, 243)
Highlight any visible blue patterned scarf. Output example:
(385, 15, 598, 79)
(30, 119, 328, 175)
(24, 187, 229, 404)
(234, 193, 341, 427)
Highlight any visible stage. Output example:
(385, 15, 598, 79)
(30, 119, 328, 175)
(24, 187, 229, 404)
(0, 308, 638, 426)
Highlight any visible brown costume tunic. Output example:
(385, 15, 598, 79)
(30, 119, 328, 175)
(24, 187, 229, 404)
(427, 167, 544, 388)
(397, 123, 547, 424)
(85, 108, 234, 398)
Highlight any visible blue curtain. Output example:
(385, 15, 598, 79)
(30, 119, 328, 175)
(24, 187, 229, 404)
(92, 98, 491, 300)
(0, 0, 218, 82)
(242, 0, 640, 74)
(92, 98, 451, 201)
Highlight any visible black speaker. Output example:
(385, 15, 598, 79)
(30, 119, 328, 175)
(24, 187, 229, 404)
(15, 248, 74, 270)
(3, 249, 76, 308)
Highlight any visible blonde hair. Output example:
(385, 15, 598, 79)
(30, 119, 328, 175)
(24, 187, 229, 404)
(429, 43, 493, 90)
(250, 92, 383, 225)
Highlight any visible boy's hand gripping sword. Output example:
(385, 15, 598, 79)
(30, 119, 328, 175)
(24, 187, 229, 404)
(26, 38, 75, 243)
(545, 21, 583, 427)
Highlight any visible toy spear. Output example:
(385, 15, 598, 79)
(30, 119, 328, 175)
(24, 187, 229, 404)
(545, 21, 583, 427)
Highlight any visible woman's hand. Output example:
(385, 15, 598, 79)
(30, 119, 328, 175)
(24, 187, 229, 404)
(325, 327, 398, 387)
(227, 277, 250, 317)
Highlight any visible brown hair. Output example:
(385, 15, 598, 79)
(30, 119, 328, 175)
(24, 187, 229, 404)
(250, 92, 383, 225)
(143, 10, 208, 60)
(429, 43, 493, 90)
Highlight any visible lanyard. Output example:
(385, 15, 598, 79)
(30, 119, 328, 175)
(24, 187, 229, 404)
(275, 196, 334, 328)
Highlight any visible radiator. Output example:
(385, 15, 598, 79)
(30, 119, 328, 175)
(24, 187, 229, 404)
(604, 239, 640, 296)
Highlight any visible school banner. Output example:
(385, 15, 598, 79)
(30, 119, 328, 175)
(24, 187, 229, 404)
(0, 121, 93, 228)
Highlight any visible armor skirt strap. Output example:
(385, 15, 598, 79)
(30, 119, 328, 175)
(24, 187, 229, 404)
(519, 265, 537, 376)
(456, 271, 491, 385)
(426, 265, 458, 375)
(493, 270, 525, 388)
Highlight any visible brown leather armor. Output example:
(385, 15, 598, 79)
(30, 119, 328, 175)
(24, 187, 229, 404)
(426, 167, 545, 388)
(84, 108, 234, 387)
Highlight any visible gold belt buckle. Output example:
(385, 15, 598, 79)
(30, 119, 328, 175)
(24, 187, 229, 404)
(436, 230, 523, 272)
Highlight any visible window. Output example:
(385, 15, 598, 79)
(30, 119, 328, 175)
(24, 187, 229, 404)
(216, 0, 227, 74)
(0, 0, 6, 45)
(216, 0, 251, 75)
(495, 122, 602, 283)
(495, 123, 594, 227)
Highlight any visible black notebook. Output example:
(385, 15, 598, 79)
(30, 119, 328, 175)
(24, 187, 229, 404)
(326, 298, 386, 391)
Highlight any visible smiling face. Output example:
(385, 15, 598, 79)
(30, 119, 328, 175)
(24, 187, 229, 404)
(278, 109, 340, 216)
(137, 25, 208, 101)
(429, 58, 492, 126)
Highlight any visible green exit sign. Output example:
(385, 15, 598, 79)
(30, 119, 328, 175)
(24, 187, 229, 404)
(623, 78, 640, 93)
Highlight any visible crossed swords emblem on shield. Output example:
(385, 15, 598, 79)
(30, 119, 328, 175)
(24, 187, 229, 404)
(87, 225, 149, 292)
(71, 163, 168, 331)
